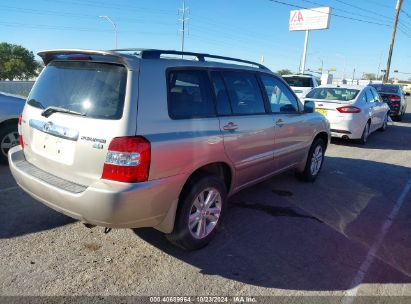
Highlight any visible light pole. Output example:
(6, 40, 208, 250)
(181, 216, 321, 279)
(99, 15, 117, 49)
(318, 57, 323, 74)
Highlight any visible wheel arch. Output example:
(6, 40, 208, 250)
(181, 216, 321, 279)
(154, 161, 233, 234)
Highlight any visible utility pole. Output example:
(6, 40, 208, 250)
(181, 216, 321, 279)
(179, 0, 189, 56)
(352, 68, 355, 84)
(384, 0, 403, 83)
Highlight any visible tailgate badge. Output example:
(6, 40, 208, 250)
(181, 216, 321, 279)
(92, 143, 104, 149)
(43, 122, 52, 132)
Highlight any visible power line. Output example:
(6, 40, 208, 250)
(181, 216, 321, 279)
(365, 0, 396, 9)
(268, 0, 391, 27)
(40, 0, 175, 15)
(300, 0, 393, 24)
(401, 9, 411, 20)
(332, 0, 393, 21)
(0, 5, 176, 26)
(0, 20, 172, 36)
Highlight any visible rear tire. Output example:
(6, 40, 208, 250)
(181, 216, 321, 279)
(379, 113, 388, 132)
(358, 121, 370, 145)
(166, 175, 227, 251)
(0, 124, 19, 165)
(296, 138, 325, 182)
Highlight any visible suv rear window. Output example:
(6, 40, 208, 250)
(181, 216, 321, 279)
(27, 61, 127, 119)
(283, 76, 313, 87)
(168, 70, 215, 119)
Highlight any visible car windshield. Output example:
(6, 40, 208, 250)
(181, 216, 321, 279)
(306, 87, 360, 101)
(27, 61, 127, 119)
(283, 76, 313, 87)
(369, 84, 399, 93)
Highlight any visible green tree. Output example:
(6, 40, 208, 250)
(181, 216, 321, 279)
(363, 73, 376, 80)
(0, 42, 39, 80)
(276, 69, 292, 76)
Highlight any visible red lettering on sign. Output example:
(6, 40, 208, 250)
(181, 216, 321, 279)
(291, 11, 304, 23)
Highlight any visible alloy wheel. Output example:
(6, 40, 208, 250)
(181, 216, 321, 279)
(1, 131, 19, 158)
(188, 187, 222, 240)
(310, 145, 323, 176)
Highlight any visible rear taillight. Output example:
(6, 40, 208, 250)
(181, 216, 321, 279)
(18, 114, 24, 149)
(336, 106, 361, 113)
(388, 95, 401, 102)
(101, 136, 151, 183)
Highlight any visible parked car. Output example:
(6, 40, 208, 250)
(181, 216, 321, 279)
(368, 83, 407, 121)
(9, 49, 330, 250)
(403, 84, 411, 96)
(303, 85, 389, 144)
(282, 74, 319, 99)
(0, 92, 25, 164)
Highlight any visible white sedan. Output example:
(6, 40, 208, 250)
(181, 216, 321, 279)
(302, 85, 390, 144)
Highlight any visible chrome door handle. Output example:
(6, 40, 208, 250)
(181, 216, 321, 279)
(223, 122, 238, 131)
(275, 119, 284, 127)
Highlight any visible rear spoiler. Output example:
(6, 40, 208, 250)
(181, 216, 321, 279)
(37, 49, 138, 69)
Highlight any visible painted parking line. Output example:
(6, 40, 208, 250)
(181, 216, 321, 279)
(0, 186, 19, 193)
(343, 179, 411, 303)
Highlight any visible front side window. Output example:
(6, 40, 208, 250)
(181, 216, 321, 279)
(260, 74, 299, 113)
(221, 71, 266, 115)
(27, 61, 127, 119)
(168, 70, 215, 119)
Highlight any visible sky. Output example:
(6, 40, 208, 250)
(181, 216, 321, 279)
(2, 0, 411, 80)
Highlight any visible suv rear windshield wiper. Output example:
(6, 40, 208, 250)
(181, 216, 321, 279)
(41, 106, 86, 118)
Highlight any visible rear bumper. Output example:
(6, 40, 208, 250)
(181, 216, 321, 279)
(328, 118, 364, 139)
(8, 146, 186, 231)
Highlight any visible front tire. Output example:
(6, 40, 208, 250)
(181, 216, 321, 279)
(0, 124, 19, 165)
(167, 175, 227, 251)
(296, 138, 325, 182)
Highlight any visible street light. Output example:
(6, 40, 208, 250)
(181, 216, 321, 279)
(99, 15, 118, 49)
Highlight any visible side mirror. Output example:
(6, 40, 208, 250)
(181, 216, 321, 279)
(304, 100, 315, 113)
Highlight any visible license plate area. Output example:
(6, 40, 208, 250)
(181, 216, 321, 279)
(316, 108, 328, 116)
(31, 130, 76, 165)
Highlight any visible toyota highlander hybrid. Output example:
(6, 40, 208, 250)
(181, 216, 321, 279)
(9, 49, 330, 250)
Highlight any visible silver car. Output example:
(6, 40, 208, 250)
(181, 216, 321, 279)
(9, 49, 330, 250)
(0, 92, 25, 164)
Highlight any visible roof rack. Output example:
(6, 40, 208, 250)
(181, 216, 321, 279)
(111, 48, 269, 70)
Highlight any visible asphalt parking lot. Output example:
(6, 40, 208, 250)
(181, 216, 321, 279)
(1, 98, 410, 302)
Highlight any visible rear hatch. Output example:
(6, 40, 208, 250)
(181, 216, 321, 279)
(20, 57, 135, 186)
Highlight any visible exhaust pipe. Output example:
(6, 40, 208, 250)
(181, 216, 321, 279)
(83, 223, 96, 229)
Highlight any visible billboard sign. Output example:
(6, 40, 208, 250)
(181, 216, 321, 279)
(289, 7, 331, 31)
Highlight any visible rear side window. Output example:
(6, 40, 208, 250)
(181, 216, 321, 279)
(283, 76, 313, 87)
(210, 72, 231, 116)
(168, 70, 215, 119)
(365, 89, 374, 103)
(370, 87, 381, 102)
(222, 71, 266, 115)
(27, 61, 127, 119)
